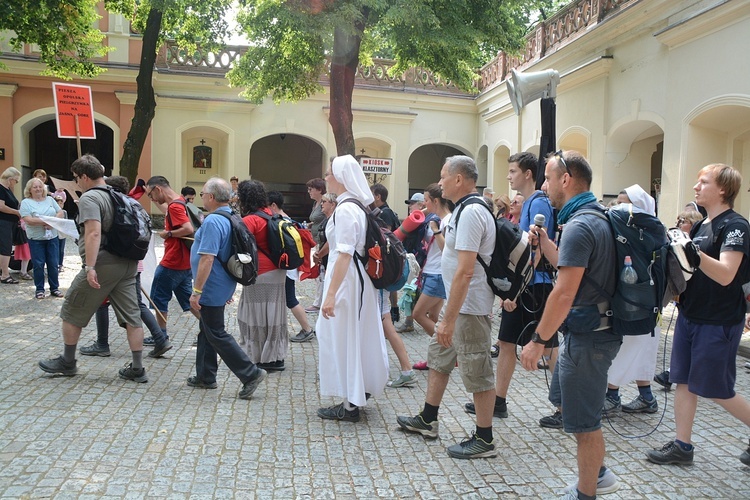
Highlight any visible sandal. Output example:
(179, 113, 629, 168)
(1, 276, 19, 284)
(35, 291, 45, 299)
(20, 273, 33, 280)
(50, 290, 64, 298)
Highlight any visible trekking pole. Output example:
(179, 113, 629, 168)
(141, 285, 168, 325)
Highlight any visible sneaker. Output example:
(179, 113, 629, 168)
(622, 394, 658, 414)
(539, 410, 563, 429)
(238, 367, 267, 399)
(192, 337, 198, 347)
(390, 307, 400, 324)
(387, 372, 417, 388)
(304, 305, 320, 313)
(258, 360, 285, 372)
(143, 336, 156, 346)
(396, 413, 439, 439)
(646, 440, 694, 465)
(118, 363, 148, 383)
(745, 361, 750, 370)
(186, 376, 218, 389)
(395, 322, 414, 333)
(654, 370, 672, 390)
(148, 339, 173, 358)
(537, 356, 550, 370)
(563, 466, 620, 495)
(412, 360, 428, 370)
(317, 402, 360, 422)
(290, 328, 315, 343)
(490, 344, 499, 358)
(38, 356, 77, 376)
(603, 395, 621, 415)
(79, 342, 111, 357)
(740, 439, 750, 466)
(446, 433, 497, 459)
(464, 401, 508, 419)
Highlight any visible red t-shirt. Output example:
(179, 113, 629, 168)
(160, 197, 192, 270)
(243, 207, 276, 275)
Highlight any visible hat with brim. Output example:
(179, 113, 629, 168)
(405, 193, 425, 205)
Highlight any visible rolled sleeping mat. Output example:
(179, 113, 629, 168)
(393, 210, 425, 241)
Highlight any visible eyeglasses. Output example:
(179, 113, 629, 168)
(72, 174, 80, 181)
(677, 218, 686, 225)
(145, 188, 154, 199)
(554, 150, 572, 177)
(199, 192, 205, 197)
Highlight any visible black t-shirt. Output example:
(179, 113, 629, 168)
(0, 184, 19, 223)
(378, 203, 400, 231)
(680, 209, 750, 325)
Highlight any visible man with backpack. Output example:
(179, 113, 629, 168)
(646, 163, 750, 467)
(38, 154, 149, 383)
(370, 183, 401, 323)
(145, 176, 201, 344)
(520, 151, 620, 498)
(397, 155, 499, 459)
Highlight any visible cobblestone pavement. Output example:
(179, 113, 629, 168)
(2, 245, 750, 498)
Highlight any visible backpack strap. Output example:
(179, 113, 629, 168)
(332, 198, 370, 318)
(249, 210, 277, 264)
(452, 195, 496, 276)
(166, 198, 192, 246)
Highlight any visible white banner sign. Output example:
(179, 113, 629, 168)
(360, 157, 393, 175)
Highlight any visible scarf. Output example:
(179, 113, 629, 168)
(557, 191, 598, 225)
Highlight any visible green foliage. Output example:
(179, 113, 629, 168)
(1, 0, 109, 79)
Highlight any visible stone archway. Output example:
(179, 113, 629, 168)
(407, 143, 468, 198)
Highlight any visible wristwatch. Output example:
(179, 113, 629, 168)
(167, 231, 173, 238)
(530, 332, 547, 345)
(85, 265, 96, 273)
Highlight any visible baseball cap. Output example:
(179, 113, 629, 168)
(405, 193, 425, 204)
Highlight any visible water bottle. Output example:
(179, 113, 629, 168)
(620, 256, 639, 313)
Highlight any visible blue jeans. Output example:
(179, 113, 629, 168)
(196, 305, 258, 385)
(150, 265, 192, 313)
(28, 238, 59, 293)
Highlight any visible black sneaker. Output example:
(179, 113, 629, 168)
(654, 370, 671, 391)
(258, 360, 285, 372)
(148, 339, 173, 358)
(290, 328, 315, 343)
(317, 402, 360, 422)
(446, 433, 497, 459)
(740, 439, 750, 466)
(646, 440, 694, 465)
(143, 336, 156, 346)
(186, 376, 218, 389)
(79, 342, 111, 357)
(464, 401, 508, 419)
(396, 413, 439, 439)
(38, 356, 77, 376)
(390, 306, 400, 324)
(238, 367, 267, 399)
(539, 410, 563, 429)
(118, 363, 148, 383)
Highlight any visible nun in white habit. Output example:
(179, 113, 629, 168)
(316, 155, 389, 422)
(605, 184, 662, 414)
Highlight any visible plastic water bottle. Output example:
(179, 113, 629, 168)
(620, 256, 637, 284)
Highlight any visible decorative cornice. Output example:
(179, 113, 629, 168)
(655, 0, 750, 49)
(0, 83, 18, 98)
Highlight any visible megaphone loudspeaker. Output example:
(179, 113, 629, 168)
(506, 68, 560, 115)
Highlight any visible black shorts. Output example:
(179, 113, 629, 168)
(498, 282, 559, 347)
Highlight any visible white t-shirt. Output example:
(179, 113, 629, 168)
(421, 213, 451, 275)
(442, 197, 496, 315)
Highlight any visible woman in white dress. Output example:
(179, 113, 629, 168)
(316, 155, 389, 422)
(604, 184, 662, 415)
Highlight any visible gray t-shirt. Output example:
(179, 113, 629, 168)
(442, 196, 496, 315)
(558, 206, 616, 306)
(77, 187, 115, 263)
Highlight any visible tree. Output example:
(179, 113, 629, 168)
(228, 0, 550, 157)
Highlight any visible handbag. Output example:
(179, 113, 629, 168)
(12, 221, 27, 246)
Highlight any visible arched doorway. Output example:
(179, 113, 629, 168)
(29, 119, 115, 179)
(408, 144, 468, 198)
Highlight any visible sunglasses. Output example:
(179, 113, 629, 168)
(554, 150, 572, 177)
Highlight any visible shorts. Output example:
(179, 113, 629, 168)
(670, 314, 743, 399)
(150, 265, 192, 313)
(60, 258, 141, 329)
(378, 289, 389, 317)
(420, 273, 446, 299)
(556, 331, 621, 433)
(285, 277, 299, 309)
(427, 312, 494, 393)
(498, 283, 559, 347)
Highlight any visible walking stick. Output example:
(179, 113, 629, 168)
(141, 285, 168, 325)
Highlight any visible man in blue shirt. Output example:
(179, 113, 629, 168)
(188, 177, 266, 399)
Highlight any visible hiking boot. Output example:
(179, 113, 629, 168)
(446, 433, 497, 459)
(238, 367, 267, 399)
(654, 370, 672, 391)
(290, 328, 315, 343)
(390, 307, 400, 324)
(38, 356, 77, 376)
(148, 339, 173, 358)
(603, 395, 621, 415)
(186, 376, 218, 389)
(79, 342, 111, 357)
(317, 402, 360, 422)
(118, 363, 148, 383)
(396, 413, 439, 439)
(563, 466, 620, 495)
(395, 322, 414, 333)
(464, 401, 508, 419)
(387, 372, 417, 388)
(740, 439, 750, 466)
(539, 410, 563, 429)
(646, 441, 694, 465)
(622, 395, 658, 414)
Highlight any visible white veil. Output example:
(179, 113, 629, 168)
(332, 155, 374, 206)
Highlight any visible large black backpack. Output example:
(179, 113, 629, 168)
(90, 186, 152, 261)
(453, 196, 534, 301)
(211, 211, 259, 286)
(252, 210, 305, 270)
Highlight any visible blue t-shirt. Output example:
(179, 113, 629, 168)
(190, 206, 236, 306)
(519, 190, 555, 285)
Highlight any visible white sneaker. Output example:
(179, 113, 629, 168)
(562, 467, 620, 495)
